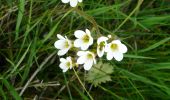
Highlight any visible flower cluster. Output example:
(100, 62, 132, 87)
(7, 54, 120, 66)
(54, 29, 127, 72)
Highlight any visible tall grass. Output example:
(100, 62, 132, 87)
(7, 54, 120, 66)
(0, 0, 170, 99)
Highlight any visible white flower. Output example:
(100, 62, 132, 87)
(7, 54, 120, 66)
(59, 56, 73, 72)
(61, 0, 82, 7)
(77, 51, 96, 70)
(97, 36, 108, 57)
(105, 40, 127, 61)
(107, 35, 112, 38)
(74, 29, 93, 50)
(54, 34, 72, 56)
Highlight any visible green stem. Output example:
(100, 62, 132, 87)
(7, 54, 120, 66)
(73, 68, 94, 100)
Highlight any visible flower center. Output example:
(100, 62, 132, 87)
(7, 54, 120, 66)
(66, 62, 71, 67)
(64, 41, 69, 48)
(110, 43, 118, 51)
(82, 35, 89, 43)
(87, 53, 93, 59)
(99, 41, 105, 51)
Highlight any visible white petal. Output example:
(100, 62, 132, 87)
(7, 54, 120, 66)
(74, 30, 86, 38)
(60, 58, 67, 63)
(57, 34, 65, 40)
(77, 51, 86, 56)
(78, 0, 82, 2)
(81, 44, 89, 50)
(113, 52, 123, 61)
(58, 49, 69, 56)
(84, 59, 93, 70)
(74, 39, 83, 48)
(66, 57, 72, 69)
(69, 65, 73, 69)
(61, 0, 70, 3)
(105, 43, 111, 52)
(54, 40, 65, 49)
(106, 51, 114, 60)
(70, 0, 78, 7)
(92, 55, 96, 64)
(85, 29, 93, 45)
(63, 69, 68, 72)
(112, 40, 121, 44)
(59, 63, 68, 72)
(107, 35, 112, 38)
(97, 36, 108, 44)
(97, 47, 105, 57)
(66, 57, 71, 62)
(77, 55, 86, 64)
(59, 63, 66, 69)
(67, 40, 72, 48)
(85, 29, 91, 36)
(118, 43, 127, 53)
(88, 36, 93, 45)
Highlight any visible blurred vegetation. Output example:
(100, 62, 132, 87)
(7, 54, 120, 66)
(0, 0, 170, 99)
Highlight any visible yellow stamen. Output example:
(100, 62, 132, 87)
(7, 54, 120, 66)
(66, 62, 70, 67)
(110, 43, 118, 51)
(99, 41, 105, 51)
(64, 41, 69, 48)
(82, 35, 89, 43)
(87, 53, 93, 59)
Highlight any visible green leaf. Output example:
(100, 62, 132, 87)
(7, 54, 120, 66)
(15, 0, 25, 39)
(2, 79, 22, 100)
(139, 15, 170, 28)
(124, 54, 155, 59)
(86, 61, 114, 87)
(139, 37, 170, 53)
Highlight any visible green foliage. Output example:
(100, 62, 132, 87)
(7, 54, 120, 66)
(86, 61, 114, 87)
